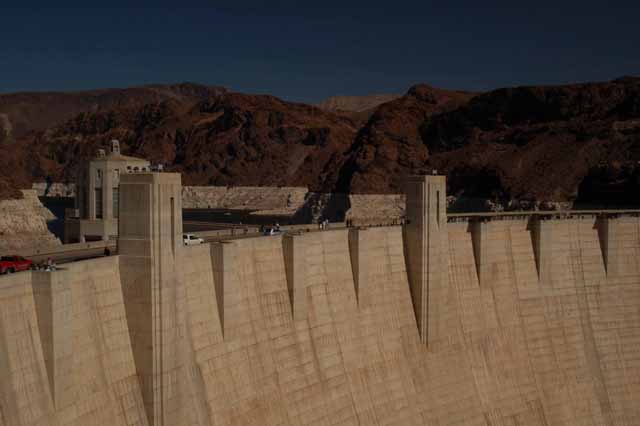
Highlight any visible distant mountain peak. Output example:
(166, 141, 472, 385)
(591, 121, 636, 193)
(316, 94, 401, 113)
(0, 83, 227, 138)
(1, 77, 639, 206)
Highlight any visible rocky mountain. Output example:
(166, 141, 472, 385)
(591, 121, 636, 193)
(0, 190, 60, 254)
(421, 76, 640, 205)
(0, 83, 227, 139)
(1, 77, 639, 207)
(316, 94, 400, 113)
(335, 77, 640, 207)
(0, 113, 12, 142)
(6, 92, 361, 194)
(337, 84, 476, 192)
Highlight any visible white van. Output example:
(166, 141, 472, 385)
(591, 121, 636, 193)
(183, 234, 204, 246)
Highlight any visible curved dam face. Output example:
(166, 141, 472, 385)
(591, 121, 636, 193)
(0, 173, 639, 425)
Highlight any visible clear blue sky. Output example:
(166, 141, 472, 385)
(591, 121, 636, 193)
(1, 0, 638, 102)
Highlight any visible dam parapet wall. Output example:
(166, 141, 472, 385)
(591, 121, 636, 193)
(1, 173, 639, 425)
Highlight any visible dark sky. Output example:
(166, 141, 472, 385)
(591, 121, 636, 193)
(1, 0, 638, 102)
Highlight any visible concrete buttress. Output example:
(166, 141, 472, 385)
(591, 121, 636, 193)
(403, 175, 447, 345)
(118, 173, 183, 426)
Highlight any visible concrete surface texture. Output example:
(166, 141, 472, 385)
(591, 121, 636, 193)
(0, 174, 639, 425)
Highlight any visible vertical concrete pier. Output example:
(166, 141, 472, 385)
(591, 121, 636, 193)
(597, 215, 616, 276)
(118, 172, 182, 426)
(597, 215, 640, 281)
(283, 232, 314, 320)
(210, 240, 235, 335)
(403, 175, 447, 345)
(348, 228, 366, 303)
(531, 218, 554, 283)
(470, 220, 487, 284)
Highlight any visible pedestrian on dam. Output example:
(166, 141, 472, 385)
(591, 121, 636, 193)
(45, 257, 56, 272)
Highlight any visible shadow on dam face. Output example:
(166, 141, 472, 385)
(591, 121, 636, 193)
(0, 173, 639, 425)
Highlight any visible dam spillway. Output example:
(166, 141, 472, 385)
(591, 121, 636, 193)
(0, 174, 639, 425)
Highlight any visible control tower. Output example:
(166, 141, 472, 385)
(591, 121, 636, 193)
(64, 140, 149, 242)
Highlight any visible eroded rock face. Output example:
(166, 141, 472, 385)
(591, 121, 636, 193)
(2, 77, 640, 208)
(423, 77, 640, 202)
(0, 113, 12, 142)
(316, 94, 401, 113)
(182, 186, 308, 214)
(0, 190, 60, 254)
(293, 192, 404, 225)
(0, 83, 227, 138)
(336, 84, 476, 193)
(345, 194, 405, 224)
(8, 92, 359, 193)
(575, 162, 640, 208)
(31, 182, 76, 197)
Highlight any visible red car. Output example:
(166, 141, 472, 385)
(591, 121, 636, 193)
(0, 256, 33, 274)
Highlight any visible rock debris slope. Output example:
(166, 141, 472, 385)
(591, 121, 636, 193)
(0, 189, 60, 254)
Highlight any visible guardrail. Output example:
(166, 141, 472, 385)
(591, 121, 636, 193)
(447, 209, 640, 222)
(191, 222, 349, 240)
(12, 240, 115, 258)
(17, 209, 639, 260)
(281, 222, 347, 232)
(190, 228, 262, 241)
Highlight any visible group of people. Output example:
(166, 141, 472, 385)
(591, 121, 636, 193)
(33, 246, 113, 273)
(260, 223, 282, 235)
(32, 257, 57, 272)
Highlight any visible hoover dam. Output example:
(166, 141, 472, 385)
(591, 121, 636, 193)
(1, 173, 639, 426)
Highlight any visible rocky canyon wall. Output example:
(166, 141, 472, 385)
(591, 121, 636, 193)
(0, 190, 60, 254)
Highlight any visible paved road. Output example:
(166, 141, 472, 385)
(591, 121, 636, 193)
(30, 245, 117, 265)
(22, 208, 640, 267)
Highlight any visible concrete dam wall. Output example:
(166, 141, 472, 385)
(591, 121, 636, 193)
(1, 174, 639, 425)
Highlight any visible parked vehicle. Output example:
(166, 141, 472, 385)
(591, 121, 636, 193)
(262, 227, 281, 236)
(183, 234, 205, 246)
(0, 255, 33, 274)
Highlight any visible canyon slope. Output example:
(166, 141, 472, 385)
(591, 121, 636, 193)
(0, 190, 60, 253)
(316, 93, 400, 112)
(1, 77, 639, 205)
(0, 82, 226, 139)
